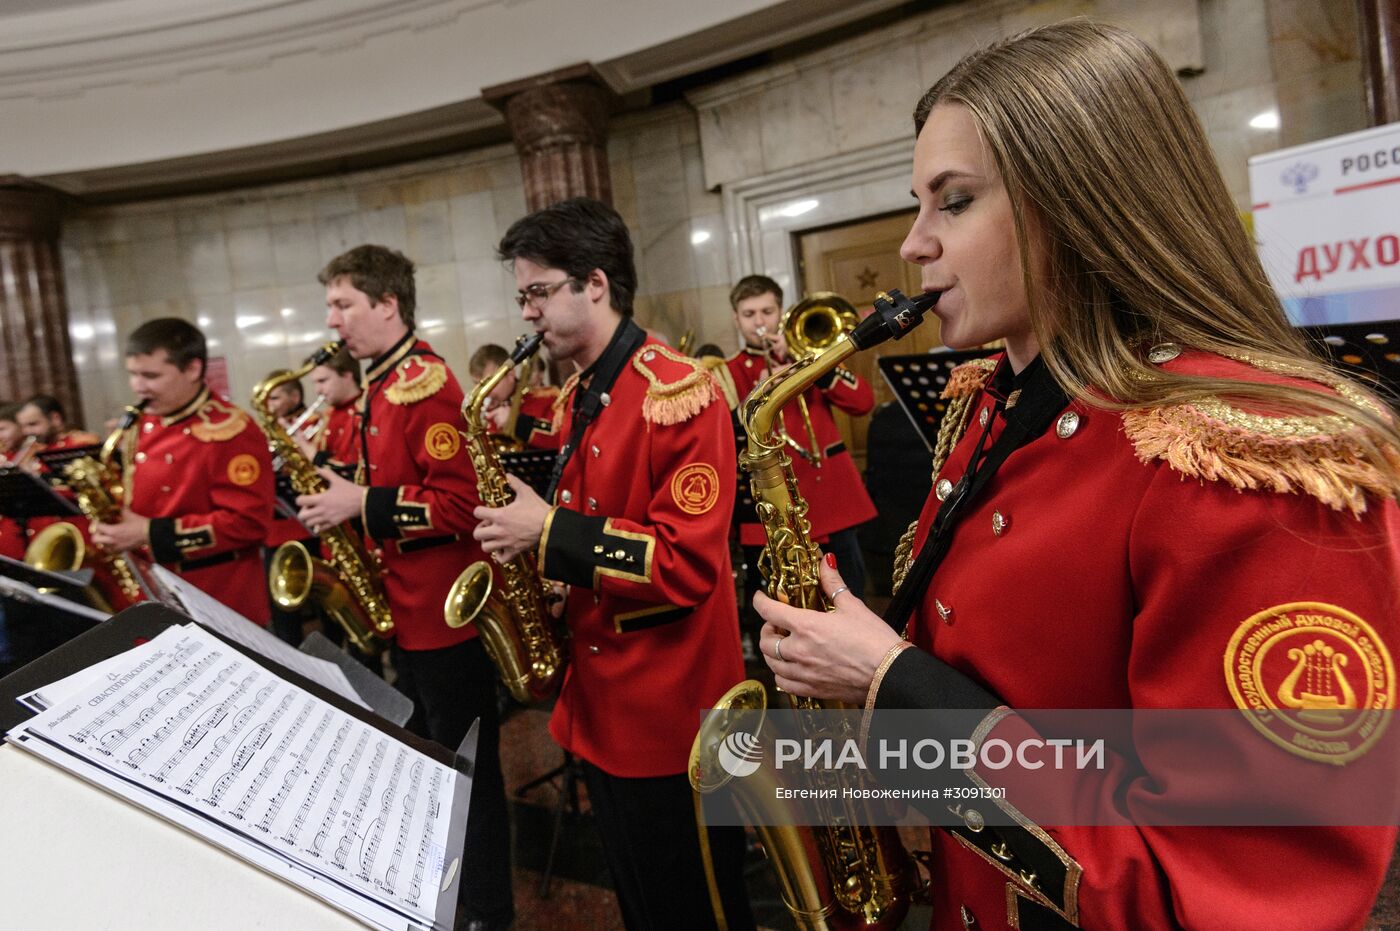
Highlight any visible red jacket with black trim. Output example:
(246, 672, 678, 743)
(511, 385, 562, 450)
(127, 387, 275, 623)
(724, 345, 877, 545)
(539, 336, 745, 777)
(878, 349, 1400, 931)
(356, 334, 487, 652)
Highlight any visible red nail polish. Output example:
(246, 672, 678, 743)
(825, 553, 836, 569)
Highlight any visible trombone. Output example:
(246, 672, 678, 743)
(762, 292, 860, 467)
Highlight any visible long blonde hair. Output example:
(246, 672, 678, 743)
(915, 20, 1400, 502)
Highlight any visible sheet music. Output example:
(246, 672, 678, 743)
(153, 566, 369, 711)
(8, 626, 457, 930)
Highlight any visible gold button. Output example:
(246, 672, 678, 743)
(600, 392, 611, 406)
(962, 808, 984, 832)
(135, 452, 147, 463)
(978, 407, 989, 427)
(160, 485, 171, 493)
(936, 478, 953, 501)
(370, 426, 379, 436)
(1148, 342, 1182, 364)
(164, 453, 174, 463)
(143, 422, 154, 433)
(183, 428, 191, 435)
(643, 350, 655, 362)
(591, 445, 600, 458)
(1056, 411, 1080, 439)
(992, 510, 1009, 536)
(561, 490, 572, 503)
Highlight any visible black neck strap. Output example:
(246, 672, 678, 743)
(545, 318, 647, 501)
(884, 356, 1070, 633)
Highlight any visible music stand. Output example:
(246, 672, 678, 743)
(34, 444, 102, 476)
(1300, 319, 1400, 406)
(0, 469, 80, 521)
(877, 347, 1001, 450)
(500, 448, 557, 498)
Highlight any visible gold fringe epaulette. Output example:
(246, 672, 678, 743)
(633, 344, 718, 426)
(385, 357, 447, 405)
(942, 356, 998, 399)
(1123, 400, 1396, 517)
(704, 357, 741, 410)
(190, 398, 248, 443)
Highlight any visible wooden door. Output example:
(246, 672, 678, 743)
(796, 209, 941, 469)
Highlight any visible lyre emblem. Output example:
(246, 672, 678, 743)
(1276, 639, 1356, 723)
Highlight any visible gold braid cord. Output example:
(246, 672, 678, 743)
(891, 359, 994, 593)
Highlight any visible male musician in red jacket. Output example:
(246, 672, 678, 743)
(0, 401, 26, 560)
(306, 345, 362, 471)
(724, 275, 877, 602)
(90, 318, 275, 623)
(16, 394, 99, 453)
(468, 343, 561, 450)
(476, 198, 753, 931)
(293, 244, 512, 931)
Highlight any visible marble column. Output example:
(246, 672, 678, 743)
(0, 177, 80, 420)
(1356, 0, 1400, 125)
(485, 65, 613, 211)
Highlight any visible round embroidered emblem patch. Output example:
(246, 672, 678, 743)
(671, 463, 720, 515)
(1224, 602, 1394, 765)
(425, 422, 461, 461)
(227, 453, 260, 486)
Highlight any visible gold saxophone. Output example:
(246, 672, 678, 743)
(444, 332, 566, 704)
(25, 404, 158, 612)
(690, 288, 939, 931)
(253, 342, 393, 655)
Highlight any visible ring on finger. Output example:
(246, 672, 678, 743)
(830, 586, 849, 600)
(774, 637, 785, 662)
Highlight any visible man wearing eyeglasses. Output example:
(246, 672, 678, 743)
(475, 198, 754, 930)
(294, 244, 513, 931)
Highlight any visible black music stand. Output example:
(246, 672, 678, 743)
(0, 557, 106, 678)
(499, 449, 557, 498)
(34, 444, 102, 477)
(877, 347, 1001, 449)
(0, 469, 80, 521)
(1301, 319, 1400, 407)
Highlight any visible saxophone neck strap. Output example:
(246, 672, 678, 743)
(884, 355, 1070, 633)
(545, 317, 647, 502)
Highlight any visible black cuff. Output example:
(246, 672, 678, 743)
(363, 486, 402, 540)
(542, 507, 651, 588)
(875, 648, 999, 715)
(147, 517, 180, 564)
(513, 415, 538, 442)
(329, 460, 356, 481)
(814, 369, 837, 390)
(312, 450, 331, 467)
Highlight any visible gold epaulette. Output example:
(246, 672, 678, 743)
(633, 344, 718, 426)
(190, 397, 249, 443)
(704, 357, 741, 410)
(384, 357, 448, 405)
(941, 356, 998, 399)
(1124, 398, 1395, 517)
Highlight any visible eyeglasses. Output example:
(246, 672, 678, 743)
(514, 278, 576, 310)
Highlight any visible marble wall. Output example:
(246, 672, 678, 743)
(56, 0, 1368, 429)
(62, 146, 530, 430)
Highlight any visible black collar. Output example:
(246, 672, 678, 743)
(161, 385, 210, 426)
(365, 331, 417, 384)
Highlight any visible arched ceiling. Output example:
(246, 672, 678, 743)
(0, 0, 910, 198)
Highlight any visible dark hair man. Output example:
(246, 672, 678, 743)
(477, 198, 753, 930)
(89, 317, 275, 623)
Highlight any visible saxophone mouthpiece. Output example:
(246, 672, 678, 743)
(308, 340, 344, 368)
(511, 332, 545, 363)
(849, 288, 940, 350)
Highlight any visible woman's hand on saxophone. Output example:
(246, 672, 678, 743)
(89, 508, 151, 553)
(295, 467, 365, 534)
(755, 552, 903, 704)
(473, 473, 549, 561)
